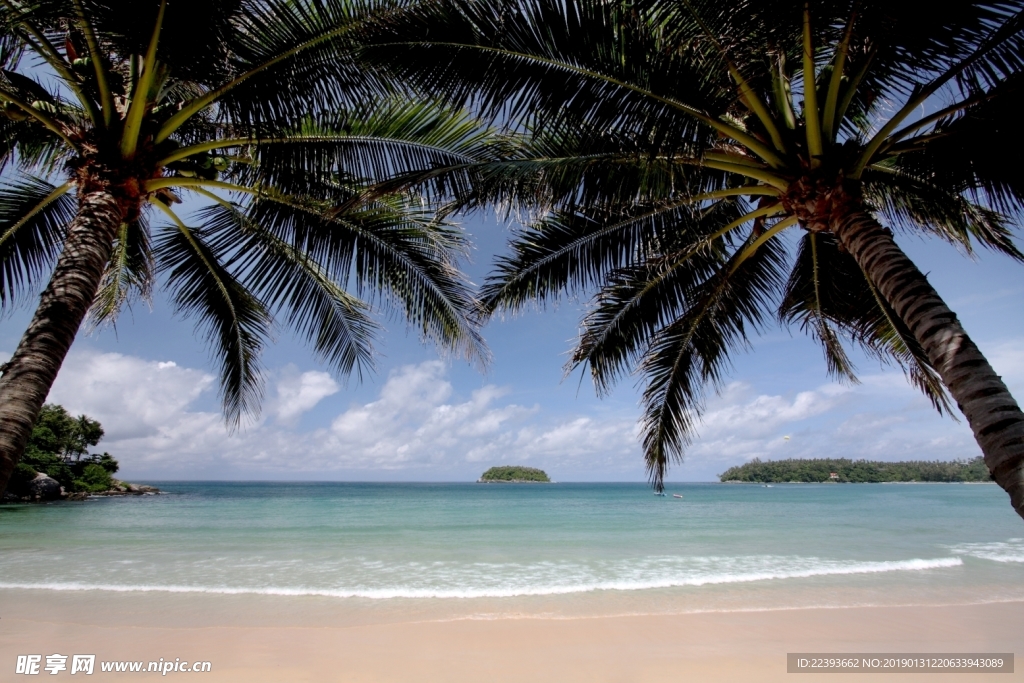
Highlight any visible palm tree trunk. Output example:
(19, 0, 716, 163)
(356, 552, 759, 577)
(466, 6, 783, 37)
(0, 188, 123, 495)
(832, 205, 1024, 520)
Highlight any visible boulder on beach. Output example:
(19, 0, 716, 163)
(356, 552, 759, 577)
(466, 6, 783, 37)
(26, 473, 62, 501)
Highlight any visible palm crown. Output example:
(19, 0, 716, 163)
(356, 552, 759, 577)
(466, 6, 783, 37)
(0, 0, 504, 491)
(366, 0, 1024, 513)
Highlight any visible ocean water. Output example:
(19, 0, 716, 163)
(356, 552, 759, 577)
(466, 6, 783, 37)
(2, 482, 1023, 617)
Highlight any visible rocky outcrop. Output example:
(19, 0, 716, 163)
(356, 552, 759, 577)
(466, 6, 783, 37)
(3, 477, 160, 503)
(26, 473, 62, 501)
(89, 483, 160, 496)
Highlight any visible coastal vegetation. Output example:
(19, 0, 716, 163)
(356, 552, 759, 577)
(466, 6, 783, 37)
(366, 0, 1024, 518)
(720, 457, 992, 483)
(6, 403, 137, 499)
(0, 1, 1022, 520)
(0, 0, 503, 496)
(479, 466, 551, 482)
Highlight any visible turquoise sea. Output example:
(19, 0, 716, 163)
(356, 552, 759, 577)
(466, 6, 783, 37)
(2, 482, 1023, 617)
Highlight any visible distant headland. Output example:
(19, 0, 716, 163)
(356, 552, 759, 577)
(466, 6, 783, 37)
(2, 403, 159, 503)
(478, 466, 551, 483)
(719, 457, 991, 483)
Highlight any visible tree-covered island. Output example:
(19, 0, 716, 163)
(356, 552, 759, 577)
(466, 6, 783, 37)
(719, 457, 992, 484)
(478, 466, 551, 483)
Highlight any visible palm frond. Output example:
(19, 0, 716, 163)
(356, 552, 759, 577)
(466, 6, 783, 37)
(639, 231, 788, 489)
(231, 101, 508, 201)
(153, 216, 272, 426)
(570, 200, 748, 396)
(366, 0, 733, 151)
(247, 192, 488, 367)
(0, 175, 74, 308)
(482, 194, 751, 315)
(0, 105, 69, 175)
(196, 202, 379, 379)
(780, 231, 953, 414)
(863, 165, 1023, 261)
(779, 232, 859, 382)
(889, 71, 1024, 216)
(90, 213, 153, 325)
(171, 0, 396, 135)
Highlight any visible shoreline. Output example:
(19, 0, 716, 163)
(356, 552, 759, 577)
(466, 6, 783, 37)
(2, 590, 1019, 681)
(716, 481, 995, 485)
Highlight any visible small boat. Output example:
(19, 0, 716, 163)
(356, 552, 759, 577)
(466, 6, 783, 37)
(762, 484, 774, 488)
(672, 494, 684, 499)
(654, 491, 666, 496)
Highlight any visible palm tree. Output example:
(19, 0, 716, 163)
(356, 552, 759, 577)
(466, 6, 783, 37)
(0, 0, 498, 494)
(365, 0, 1024, 518)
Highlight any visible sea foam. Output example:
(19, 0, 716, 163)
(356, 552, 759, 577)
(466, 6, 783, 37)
(946, 538, 1024, 563)
(0, 555, 962, 600)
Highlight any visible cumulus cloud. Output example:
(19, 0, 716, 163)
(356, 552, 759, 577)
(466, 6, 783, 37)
(23, 353, 640, 478)
(271, 367, 339, 424)
(676, 370, 980, 479)
(320, 361, 537, 468)
(699, 382, 849, 439)
(47, 351, 215, 441)
(6, 336, 1018, 480)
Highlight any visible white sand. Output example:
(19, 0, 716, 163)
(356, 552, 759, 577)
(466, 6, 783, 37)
(1, 590, 1020, 681)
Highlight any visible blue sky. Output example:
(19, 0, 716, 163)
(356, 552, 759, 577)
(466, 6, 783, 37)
(2, 208, 1022, 483)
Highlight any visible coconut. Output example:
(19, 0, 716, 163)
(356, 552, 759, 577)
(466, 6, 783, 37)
(212, 156, 229, 171)
(2, 103, 29, 121)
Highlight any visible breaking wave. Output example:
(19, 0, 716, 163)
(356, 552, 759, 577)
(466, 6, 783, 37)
(0, 556, 962, 599)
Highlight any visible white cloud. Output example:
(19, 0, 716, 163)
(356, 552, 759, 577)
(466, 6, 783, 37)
(320, 361, 538, 468)
(24, 353, 640, 478)
(47, 350, 215, 441)
(6, 336, 1021, 481)
(698, 382, 849, 439)
(272, 367, 339, 424)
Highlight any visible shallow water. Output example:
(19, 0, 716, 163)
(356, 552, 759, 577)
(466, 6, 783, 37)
(2, 482, 1021, 616)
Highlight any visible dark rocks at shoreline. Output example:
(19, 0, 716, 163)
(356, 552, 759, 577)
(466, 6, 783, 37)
(27, 473, 62, 500)
(64, 483, 161, 500)
(2, 480, 160, 503)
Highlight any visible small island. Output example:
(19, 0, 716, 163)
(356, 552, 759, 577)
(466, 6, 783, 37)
(719, 456, 991, 483)
(478, 466, 551, 483)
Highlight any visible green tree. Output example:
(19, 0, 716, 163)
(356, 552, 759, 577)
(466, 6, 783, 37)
(479, 465, 550, 482)
(719, 457, 993, 483)
(77, 462, 113, 492)
(25, 403, 103, 463)
(0, 0, 497, 494)
(19, 403, 111, 491)
(367, 0, 1024, 517)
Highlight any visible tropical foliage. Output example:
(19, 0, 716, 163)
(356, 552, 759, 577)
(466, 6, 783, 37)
(720, 457, 992, 483)
(0, 0, 505, 494)
(10, 403, 119, 493)
(479, 465, 551, 482)
(365, 0, 1024, 517)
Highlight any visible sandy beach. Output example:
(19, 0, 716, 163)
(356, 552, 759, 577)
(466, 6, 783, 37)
(4, 483, 1024, 681)
(2, 591, 1020, 682)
